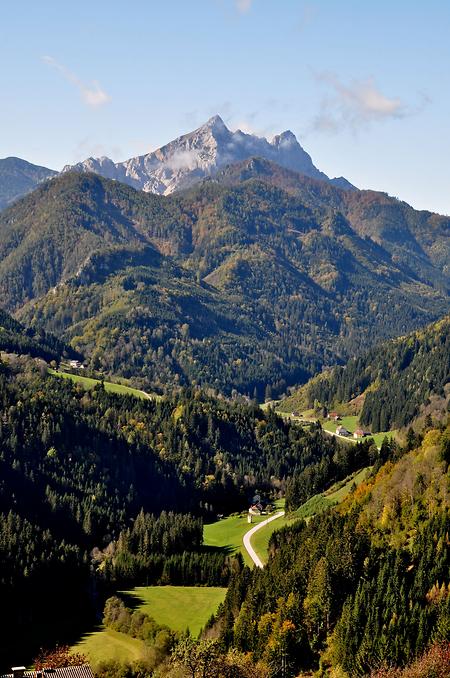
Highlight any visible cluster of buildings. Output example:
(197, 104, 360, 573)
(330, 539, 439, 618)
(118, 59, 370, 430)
(329, 413, 368, 439)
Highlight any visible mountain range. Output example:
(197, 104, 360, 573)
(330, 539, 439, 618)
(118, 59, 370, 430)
(0, 116, 355, 211)
(0, 156, 448, 397)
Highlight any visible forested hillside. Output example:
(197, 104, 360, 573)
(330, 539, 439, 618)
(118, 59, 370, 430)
(213, 424, 450, 676)
(213, 157, 450, 290)
(0, 169, 448, 397)
(281, 314, 450, 432)
(0, 354, 350, 667)
(0, 307, 79, 362)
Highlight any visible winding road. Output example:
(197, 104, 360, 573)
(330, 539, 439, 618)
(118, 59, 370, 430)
(243, 511, 285, 568)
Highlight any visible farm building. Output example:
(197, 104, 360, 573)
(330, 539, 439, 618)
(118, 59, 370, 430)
(69, 360, 84, 370)
(249, 503, 263, 515)
(336, 425, 350, 436)
(329, 412, 340, 421)
(353, 428, 367, 439)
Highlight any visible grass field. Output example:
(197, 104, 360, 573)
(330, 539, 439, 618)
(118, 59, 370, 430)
(73, 628, 145, 665)
(203, 512, 269, 566)
(72, 586, 226, 666)
(124, 586, 226, 636)
(250, 467, 371, 565)
(49, 369, 154, 400)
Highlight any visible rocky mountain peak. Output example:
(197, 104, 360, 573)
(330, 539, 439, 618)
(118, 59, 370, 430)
(271, 130, 297, 146)
(202, 114, 228, 133)
(61, 116, 352, 196)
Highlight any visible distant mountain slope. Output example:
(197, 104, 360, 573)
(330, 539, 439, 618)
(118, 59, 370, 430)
(0, 170, 448, 396)
(280, 314, 450, 431)
(0, 157, 57, 210)
(63, 115, 355, 195)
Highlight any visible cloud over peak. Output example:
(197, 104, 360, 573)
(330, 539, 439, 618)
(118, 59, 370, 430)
(41, 56, 111, 109)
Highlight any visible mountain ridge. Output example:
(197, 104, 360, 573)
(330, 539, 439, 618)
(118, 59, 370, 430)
(62, 114, 356, 195)
(0, 156, 57, 210)
(0, 169, 448, 396)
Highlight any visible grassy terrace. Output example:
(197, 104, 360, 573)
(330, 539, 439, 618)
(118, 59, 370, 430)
(125, 586, 226, 636)
(48, 368, 157, 400)
(72, 586, 226, 666)
(73, 628, 145, 665)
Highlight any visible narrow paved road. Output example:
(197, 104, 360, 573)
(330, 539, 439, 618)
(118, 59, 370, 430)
(243, 511, 285, 568)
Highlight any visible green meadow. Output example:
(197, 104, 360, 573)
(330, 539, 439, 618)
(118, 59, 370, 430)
(48, 368, 155, 400)
(322, 414, 396, 448)
(203, 512, 268, 567)
(72, 586, 226, 666)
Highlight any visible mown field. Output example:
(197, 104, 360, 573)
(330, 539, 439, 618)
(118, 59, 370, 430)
(72, 586, 226, 667)
(73, 628, 145, 665)
(276, 408, 396, 449)
(48, 368, 155, 400)
(203, 511, 269, 567)
(124, 586, 226, 636)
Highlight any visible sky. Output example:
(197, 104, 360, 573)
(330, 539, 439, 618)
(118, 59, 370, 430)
(1, 0, 449, 214)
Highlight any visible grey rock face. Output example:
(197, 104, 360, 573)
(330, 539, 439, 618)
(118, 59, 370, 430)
(63, 115, 352, 194)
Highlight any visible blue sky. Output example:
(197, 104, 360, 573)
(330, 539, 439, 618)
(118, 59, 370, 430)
(1, 0, 449, 213)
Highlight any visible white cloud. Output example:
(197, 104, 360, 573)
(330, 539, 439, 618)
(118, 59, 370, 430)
(231, 120, 260, 135)
(164, 149, 202, 171)
(235, 0, 253, 14)
(41, 55, 111, 108)
(312, 72, 407, 133)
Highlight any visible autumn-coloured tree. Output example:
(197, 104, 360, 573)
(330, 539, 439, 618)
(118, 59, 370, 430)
(34, 646, 88, 670)
(369, 642, 450, 678)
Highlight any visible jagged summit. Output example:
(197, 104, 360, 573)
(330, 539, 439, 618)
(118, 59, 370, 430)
(203, 114, 228, 131)
(62, 115, 347, 196)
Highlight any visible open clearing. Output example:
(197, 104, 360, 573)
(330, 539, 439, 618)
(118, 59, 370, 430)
(276, 409, 396, 449)
(72, 586, 226, 666)
(73, 628, 145, 665)
(203, 511, 269, 567)
(322, 414, 396, 447)
(49, 368, 155, 400)
(123, 586, 226, 636)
